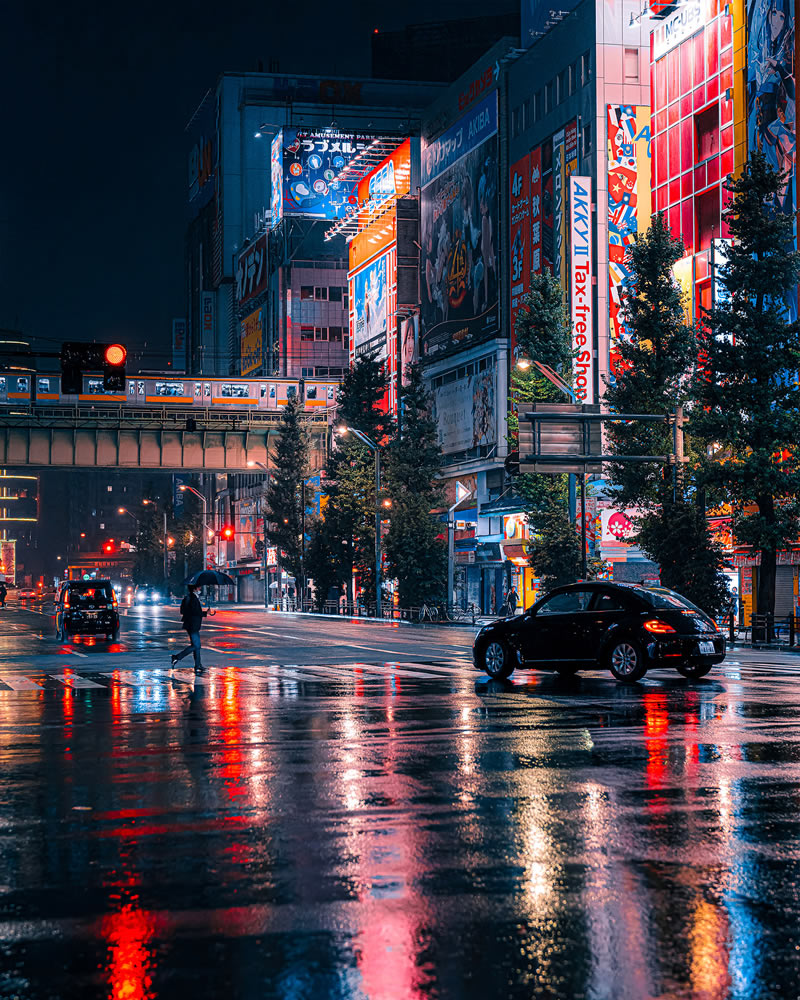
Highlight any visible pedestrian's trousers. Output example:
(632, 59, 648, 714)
(174, 631, 202, 668)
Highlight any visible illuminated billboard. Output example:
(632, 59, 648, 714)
(607, 105, 651, 377)
(357, 138, 411, 210)
(351, 253, 388, 360)
(240, 307, 263, 376)
(270, 129, 371, 226)
(569, 176, 593, 404)
(420, 93, 499, 358)
(509, 154, 530, 363)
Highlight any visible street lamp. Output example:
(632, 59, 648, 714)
(336, 425, 383, 618)
(117, 506, 140, 529)
(178, 485, 209, 575)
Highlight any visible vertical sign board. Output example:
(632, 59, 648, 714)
(607, 105, 651, 378)
(240, 308, 264, 375)
(201, 292, 215, 355)
(552, 129, 566, 289)
(530, 147, 542, 275)
(746, 0, 797, 320)
(0, 541, 15, 585)
(541, 139, 554, 274)
(270, 130, 284, 227)
(172, 319, 186, 373)
(509, 154, 530, 363)
(569, 176, 594, 403)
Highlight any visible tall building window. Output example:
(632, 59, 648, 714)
(695, 105, 719, 161)
(580, 51, 592, 86)
(581, 121, 592, 157)
(300, 286, 313, 300)
(624, 48, 639, 81)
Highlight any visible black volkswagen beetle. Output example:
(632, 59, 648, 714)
(473, 582, 726, 683)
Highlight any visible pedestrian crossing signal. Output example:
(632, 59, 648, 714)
(221, 525, 235, 541)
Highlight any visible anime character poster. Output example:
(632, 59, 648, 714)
(400, 312, 419, 386)
(351, 254, 388, 360)
(419, 136, 499, 357)
(509, 154, 530, 363)
(747, 0, 797, 319)
(607, 105, 651, 377)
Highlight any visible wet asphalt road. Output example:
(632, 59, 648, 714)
(3, 601, 800, 998)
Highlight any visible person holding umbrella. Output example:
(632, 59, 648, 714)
(171, 583, 207, 672)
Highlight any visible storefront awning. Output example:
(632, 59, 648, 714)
(479, 495, 527, 516)
(501, 541, 529, 567)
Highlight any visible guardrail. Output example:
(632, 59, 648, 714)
(718, 612, 800, 647)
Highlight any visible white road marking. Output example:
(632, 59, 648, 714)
(48, 674, 104, 689)
(0, 676, 43, 690)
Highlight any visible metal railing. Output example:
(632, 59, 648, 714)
(719, 611, 800, 647)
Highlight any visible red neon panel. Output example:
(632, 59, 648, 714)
(721, 148, 733, 178)
(721, 97, 732, 124)
(694, 85, 705, 111)
(720, 124, 733, 150)
(680, 36, 694, 93)
(681, 92, 693, 120)
(695, 163, 706, 189)
(693, 34, 704, 88)
(720, 65, 732, 95)
(669, 125, 680, 177)
(668, 48, 680, 104)
(668, 204, 680, 237)
(721, 11, 732, 48)
(668, 100, 680, 126)
(706, 20, 719, 76)
(681, 199, 694, 253)
(720, 43, 732, 70)
(655, 109, 667, 136)
(696, 255, 709, 281)
(652, 136, 661, 187)
(670, 176, 681, 205)
(682, 170, 693, 200)
(707, 74, 719, 102)
(656, 57, 667, 111)
(681, 118, 693, 172)
(657, 133, 669, 185)
(706, 156, 720, 187)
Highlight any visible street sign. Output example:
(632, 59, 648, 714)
(519, 404, 603, 474)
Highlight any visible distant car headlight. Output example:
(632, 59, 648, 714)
(151, 592, 160, 600)
(135, 594, 145, 603)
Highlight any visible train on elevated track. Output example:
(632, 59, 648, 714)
(0, 372, 339, 413)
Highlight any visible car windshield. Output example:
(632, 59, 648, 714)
(68, 584, 113, 607)
(638, 587, 703, 614)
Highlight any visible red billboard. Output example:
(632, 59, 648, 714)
(236, 235, 268, 307)
(530, 147, 542, 276)
(509, 154, 530, 363)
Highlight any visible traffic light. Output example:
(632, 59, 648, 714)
(103, 540, 115, 554)
(103, 344, 127, 391)
(60, 341, 127, 393)
(221, 524, 235, 541)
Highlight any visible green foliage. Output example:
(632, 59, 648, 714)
(514, 271, 574, 374)
(384, 365, 447, 606)
(265, 397, 309, 583)
(692, 153, 800, 614)
(635, 499, 730, 615)
(304, 519, 341, 611)
(604, 212, 696, 503)
(525, 501, 583, 591)
(324, 355, 392, 601)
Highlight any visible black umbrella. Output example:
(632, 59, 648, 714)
(183, 570, 236, 587)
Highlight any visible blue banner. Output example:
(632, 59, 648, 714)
(421, 93, 498, 189)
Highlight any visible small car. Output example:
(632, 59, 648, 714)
(473, 582, 726, 683)
(133, 586, 166, 606)
(55, 580, 120, 641)
(19, 588, 36, 601)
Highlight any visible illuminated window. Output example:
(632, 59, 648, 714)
(695, 105, 719, 161)
(300, 326, 314, 341)
(300, 286, 313, 300)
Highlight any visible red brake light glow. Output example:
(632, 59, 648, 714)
(643, 619, 676, 634)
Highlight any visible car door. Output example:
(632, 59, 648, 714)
(585, 588, 634, 661)
(522, 589, 597, 663)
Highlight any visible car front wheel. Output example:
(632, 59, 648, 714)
(481, 640, 513, 680)
(675, 660, 713, 679)
(607, 639, 647, 682)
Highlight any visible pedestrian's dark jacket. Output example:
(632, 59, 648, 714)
(180, 592, 205, 632)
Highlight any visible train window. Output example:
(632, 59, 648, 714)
(154, 382, 185, 396)
(327, 385, 335, 401)
(306, 386, 318, 400)
(286, 385, 297, 399)
(16, 377, 29, 392)
(128, 383, 135, 395)
(204, 383, 211, 397)
(260, 384, 267, 398)
(137, 382, 145, 394)
(268, 384, 276, 402)
(0, 377, 6, 394)
(87, 378, 115, 394)
(220, 383, 249, 398)
(37, 378, 51, 393)
(195, 383, 202, 397)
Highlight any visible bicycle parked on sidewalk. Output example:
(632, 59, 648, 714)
(444, 604, 480, 624)
(418, 602, 439, 623)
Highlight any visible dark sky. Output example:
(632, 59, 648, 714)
(3, 1, 511, 365)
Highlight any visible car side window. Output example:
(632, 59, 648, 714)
(537, 590, 594, 615)
(592, 591, 627, 612)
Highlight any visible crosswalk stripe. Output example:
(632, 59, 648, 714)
(0, 676, 43, 690)
(48, 673, 105, 689)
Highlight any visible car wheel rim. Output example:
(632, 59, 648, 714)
(485, 642, 505, 674)
(612, 643, 638, 675)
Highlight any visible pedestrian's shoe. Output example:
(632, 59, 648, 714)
(170, 654, 178, 667)
(195, 665, 205, 674)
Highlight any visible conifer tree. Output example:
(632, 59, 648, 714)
(384, 364, 447, 606)
(265, 396, 309, 584)
(604, 212, 728, 614)
(692, 153, 800, 618)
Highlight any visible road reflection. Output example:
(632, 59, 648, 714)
(0, 664, 797, 997)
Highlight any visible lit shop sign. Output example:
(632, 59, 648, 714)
(569, 175, 594, 403)
(652, 1, 703, 60)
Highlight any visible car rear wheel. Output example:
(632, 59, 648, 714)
(675, 660, 713, 679)
(482, 640, 513, 680)
(607, 639, 647, 682)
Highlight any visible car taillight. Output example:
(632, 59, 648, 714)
(643, 619, 676, 634)
(111, 595, 118, 607)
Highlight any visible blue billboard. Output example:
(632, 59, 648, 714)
(352, 253, 388, 360)
(270, 129, 372, 225)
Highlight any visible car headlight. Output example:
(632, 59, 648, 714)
(151, 592, 160, 600)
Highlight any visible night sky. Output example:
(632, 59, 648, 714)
(3, 0, 512, 367)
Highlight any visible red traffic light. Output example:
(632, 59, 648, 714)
(221, 524, 235, 541)
(103, 541, 115, 554)
(104, 344, 126, 366)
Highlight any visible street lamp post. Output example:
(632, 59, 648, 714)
(178, 485, 209, 577)
(336, 426, 382, 619)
